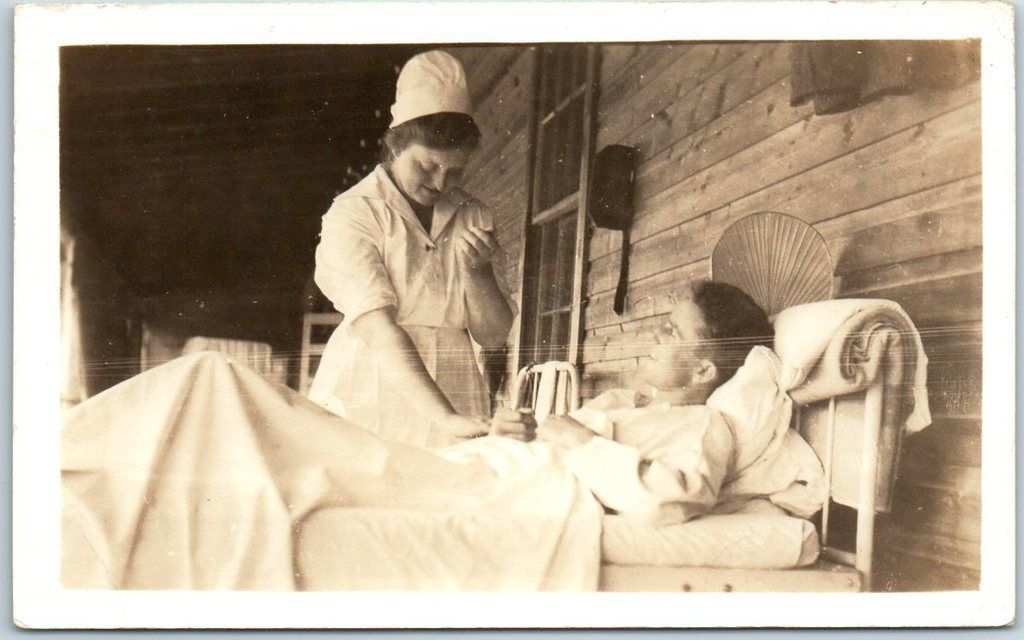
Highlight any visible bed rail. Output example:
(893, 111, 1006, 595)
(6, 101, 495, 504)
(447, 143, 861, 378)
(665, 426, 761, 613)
(789, 310, 918, 590)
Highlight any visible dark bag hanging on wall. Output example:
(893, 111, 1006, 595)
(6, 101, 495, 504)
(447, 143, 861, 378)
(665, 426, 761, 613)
(589, 145, 639, 315)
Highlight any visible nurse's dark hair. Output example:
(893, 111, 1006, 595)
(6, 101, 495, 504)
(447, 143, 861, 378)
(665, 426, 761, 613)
(382, 112, 482, 160)
(689, 279, 774, 385)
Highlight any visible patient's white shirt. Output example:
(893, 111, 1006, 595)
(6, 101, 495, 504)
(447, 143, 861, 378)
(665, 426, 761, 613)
(563, 347, 825, 526)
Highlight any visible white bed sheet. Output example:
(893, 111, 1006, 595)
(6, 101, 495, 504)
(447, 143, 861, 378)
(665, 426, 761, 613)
(295, 503, 601, 591)
(62, 352, 603, 591)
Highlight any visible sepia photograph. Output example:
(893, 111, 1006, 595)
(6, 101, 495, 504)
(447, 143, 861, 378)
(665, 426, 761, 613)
(12, 0, 1015, 630)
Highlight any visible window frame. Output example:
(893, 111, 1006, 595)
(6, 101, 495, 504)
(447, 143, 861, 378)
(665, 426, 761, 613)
(514, 44, 600, 371)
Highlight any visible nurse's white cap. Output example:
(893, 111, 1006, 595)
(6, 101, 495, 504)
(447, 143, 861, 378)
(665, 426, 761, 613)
(389, 50, 472, 129)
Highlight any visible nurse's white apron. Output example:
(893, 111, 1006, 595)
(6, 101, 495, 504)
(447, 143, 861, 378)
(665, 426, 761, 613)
(307, 166, 506, 448)
(310, 323, 489, 448)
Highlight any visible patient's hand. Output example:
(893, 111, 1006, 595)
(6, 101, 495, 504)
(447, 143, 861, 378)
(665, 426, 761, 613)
(536, 415, 595, 449)
(490, 407, 536, 442)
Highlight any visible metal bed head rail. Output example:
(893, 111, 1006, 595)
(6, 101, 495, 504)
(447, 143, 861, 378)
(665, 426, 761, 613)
(789, 310, 919, 591)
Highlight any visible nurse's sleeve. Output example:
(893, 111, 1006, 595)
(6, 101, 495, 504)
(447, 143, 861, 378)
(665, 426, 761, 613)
(314, 199, 398, 321)
(562, 409, 735, 526)
(467, 200, 518, 315)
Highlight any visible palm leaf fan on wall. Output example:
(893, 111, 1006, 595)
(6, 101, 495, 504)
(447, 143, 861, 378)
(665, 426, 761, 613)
(711, 212, 834, 317)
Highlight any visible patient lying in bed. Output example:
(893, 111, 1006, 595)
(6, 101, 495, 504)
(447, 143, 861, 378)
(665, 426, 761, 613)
(491, 280, 825, 526)
(62, 280, 823, 590)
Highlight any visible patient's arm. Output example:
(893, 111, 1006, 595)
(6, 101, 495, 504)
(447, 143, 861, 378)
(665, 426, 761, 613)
(536, 415, 595, 449)
(351, 307, 489, 440)
(490, 411, 597, 445)
(561, 409, 735, 525)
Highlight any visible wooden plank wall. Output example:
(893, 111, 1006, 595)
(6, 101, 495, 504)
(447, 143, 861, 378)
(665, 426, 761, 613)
(458, 43, 982, 592)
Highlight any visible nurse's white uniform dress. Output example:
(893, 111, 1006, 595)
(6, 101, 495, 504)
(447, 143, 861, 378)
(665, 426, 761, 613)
(309, 165, 507, 448)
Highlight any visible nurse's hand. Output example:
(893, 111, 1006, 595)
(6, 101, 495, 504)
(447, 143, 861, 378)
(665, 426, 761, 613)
(441, 413, 491, 441)
(456, 222, 498, 270)
(490, 407, 536, 442)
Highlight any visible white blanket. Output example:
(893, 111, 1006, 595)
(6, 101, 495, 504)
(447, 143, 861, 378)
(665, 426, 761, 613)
(62, 351, 602, 591)
(773, 298, 931, 432)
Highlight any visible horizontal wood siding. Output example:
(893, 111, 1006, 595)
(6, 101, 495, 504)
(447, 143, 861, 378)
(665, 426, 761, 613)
(459, 42, 982, 592)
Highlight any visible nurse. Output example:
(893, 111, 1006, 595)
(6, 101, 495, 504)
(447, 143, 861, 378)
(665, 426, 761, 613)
(309, 50, 515, 448)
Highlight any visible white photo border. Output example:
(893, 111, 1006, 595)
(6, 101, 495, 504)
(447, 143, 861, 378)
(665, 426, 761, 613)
(12, 1, 1016, 629)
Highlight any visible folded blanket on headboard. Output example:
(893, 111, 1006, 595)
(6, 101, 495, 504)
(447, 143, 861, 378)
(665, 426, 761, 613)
(772, 299, 931, 433)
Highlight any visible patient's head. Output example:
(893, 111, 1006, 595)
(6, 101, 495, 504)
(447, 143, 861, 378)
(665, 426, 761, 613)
(638, 280, 773, 402)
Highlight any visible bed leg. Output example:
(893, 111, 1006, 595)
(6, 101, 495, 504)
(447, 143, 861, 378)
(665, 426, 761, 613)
(821, 398, 836, 548)
(855, 381, 884, 591)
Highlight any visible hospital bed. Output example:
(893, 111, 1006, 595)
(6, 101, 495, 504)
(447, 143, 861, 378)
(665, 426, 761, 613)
(293, 300, 925, 592)
(295, 213, 928, 592)
(504, 300, 924, 592)
(63, 297, 924, 593)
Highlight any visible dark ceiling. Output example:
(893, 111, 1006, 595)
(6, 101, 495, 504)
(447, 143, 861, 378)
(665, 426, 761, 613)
(60, 44, 429, 307)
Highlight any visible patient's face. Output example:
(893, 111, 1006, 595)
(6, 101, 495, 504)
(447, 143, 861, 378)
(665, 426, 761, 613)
(637, 294, 709, 391)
